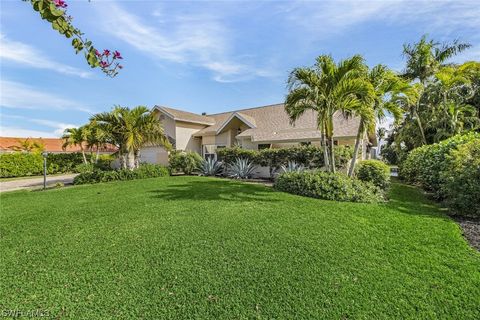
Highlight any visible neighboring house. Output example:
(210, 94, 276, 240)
(0, 137, 116, 154)
(140, 103, 376, 167)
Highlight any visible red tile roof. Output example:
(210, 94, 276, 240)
(0, 137, 117, 153)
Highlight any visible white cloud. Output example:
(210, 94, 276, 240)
(0, 34, 93, 78)
(0, 80, 94, 113)
(99, 3, 271, 82)
(0, 126, 59, 138)
(283, 1, 480, 38)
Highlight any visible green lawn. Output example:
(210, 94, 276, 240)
(1, 177, 479, 319)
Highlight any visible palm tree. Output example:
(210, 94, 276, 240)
(84, 122, 109, 163)
(91, 106, 170, 169)
(348, 65, 404, 177)
(402, 35, 471, 84)
(8, 138, 45, 153)
(285, 55, 373, 173)
(62, 126, 89, 163)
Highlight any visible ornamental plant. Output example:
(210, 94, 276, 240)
(26, 0, 123, 77)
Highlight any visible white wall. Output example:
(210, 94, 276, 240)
(175, 121, 204, 153)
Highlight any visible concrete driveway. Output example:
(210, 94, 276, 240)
(0, 174, 77, 193)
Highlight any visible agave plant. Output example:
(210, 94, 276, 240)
(228, 157, 257, 179)
(280, 161, 305, 173)
(198, 158, 223, 176)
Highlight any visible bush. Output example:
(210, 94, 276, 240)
(168, 151, 203, 175)
(0, 153, 43, 177)
(440, 141, 480, 217)
(75, 163, 95, 174)
(356, 160, 390, 190)
(217, 145, 353, 174)
(399, 132, 479, 198)
(73, 164, 169, 185)
(274, 171, 383, 203)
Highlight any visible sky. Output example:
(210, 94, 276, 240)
(1, 0, 479, 138)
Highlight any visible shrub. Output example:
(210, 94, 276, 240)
(227, 158, 257, 179)
(75, 163, 95, 174)
(399, 132, 479, 198)
(169, 151, 203, 175)
(0, 153, 43, 177)
(218, 145, 353, 173)
(274, 171, 382, 203)
(440, 141, 480, 217)
(198, 158, 223, 176)
(73, 164, 169, 185)
(356, 160, 390, 190)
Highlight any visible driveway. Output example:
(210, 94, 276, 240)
(0, 174, 77, 193)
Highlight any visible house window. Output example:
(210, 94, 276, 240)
(334, 140, 339, 146)
(203, 145, 225, 161)
(258, 144, 271, 150)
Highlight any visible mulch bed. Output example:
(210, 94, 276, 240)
(454, 217, 480, 251)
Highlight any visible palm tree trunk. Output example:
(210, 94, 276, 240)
(321, 125, 330, 171)
(348, 121, 364, 177)
(127, 150, 136, 170)
(329, 137, 336, 173)
(95, 146, 100, 164)
(80, 146, 87, 164)
(414, 104, 427, 145)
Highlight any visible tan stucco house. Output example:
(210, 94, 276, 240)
(139, 103, 376, 166)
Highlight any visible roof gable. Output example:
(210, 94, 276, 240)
(216, 112, 256, 134)
(154, 106, 215, 125)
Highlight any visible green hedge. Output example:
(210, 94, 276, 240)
(399, 132, 480, 217)
(274, 171, 383, 203)
(0, 152, 113, 178)
(168, 151, 203, 175)
(73, 164, 169, 185)
(356, 160, 391, 190)
(217, 145, 353, 173)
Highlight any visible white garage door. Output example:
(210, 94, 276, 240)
(139, 147, 168, 165)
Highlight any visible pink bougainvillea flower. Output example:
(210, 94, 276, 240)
(95, 50, 101, 57)
(113, 51, 122, 59)
(53, 0, 68, 8)
(103, 49, 110, 57)
(99, 61, 109, 68)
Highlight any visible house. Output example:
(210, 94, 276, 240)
(139, 103, 376, 166)
(0, 137, 117, 154)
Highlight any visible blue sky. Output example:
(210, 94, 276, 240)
(1, 0, 479, 137)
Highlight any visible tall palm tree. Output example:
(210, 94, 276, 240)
(62, 126, 89, 163)
(286, 54, 373, 172)
(402, 35, 471, 84)
(91, 106, 170, 169)
(348, 65, 404, 177)
(84, 122, 109, 163)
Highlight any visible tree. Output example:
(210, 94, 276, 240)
(348, 65, 407, 177)
(91, 106, 171, 169)
(8, 138, 45, 153)
(26, 0, 123, 77)
(62, 126, 89, 163)
(402, 35, 471, 84)
(286, 55, 373, 172)
(84, 122, 109, 163)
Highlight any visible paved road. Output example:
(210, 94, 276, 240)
(0, 174, 77, 193)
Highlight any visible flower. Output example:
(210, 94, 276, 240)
(99, 61, 109, 68)
(53, 0, 68, 8)
(118, 65, 123, 69)
(95, 50, 101, 57)
(103, 49, 110, 57)
(113, 51, 122, 59)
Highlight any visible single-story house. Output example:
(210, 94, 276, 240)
(139, 103, 377, 167)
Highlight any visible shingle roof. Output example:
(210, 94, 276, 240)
(0, 137, 117, 153)
(155, 105, 215, 125)
(193, 103, 360, 141)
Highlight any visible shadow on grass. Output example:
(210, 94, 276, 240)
(384, 181, 450, 220)
(149, 178, 279, 202)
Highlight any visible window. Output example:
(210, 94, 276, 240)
(258, 144, 271, 150)
(334, 140, 339, 146)
(203, 145, 226, 161)
(300, 141, 311, 146)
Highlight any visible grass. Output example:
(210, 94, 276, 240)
(1, 176, 479, 319)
